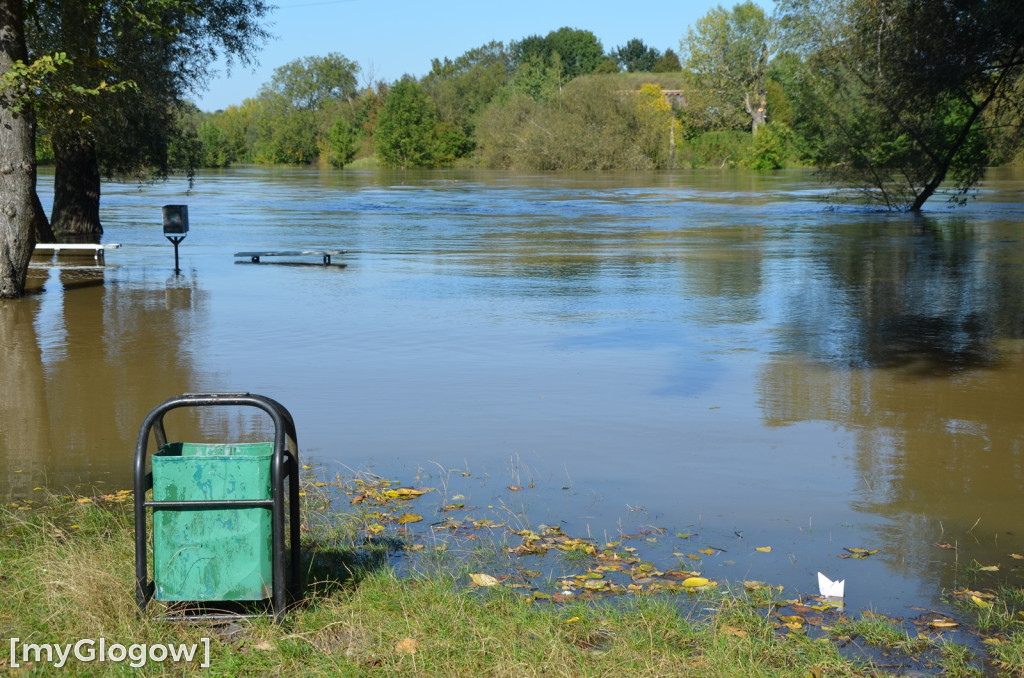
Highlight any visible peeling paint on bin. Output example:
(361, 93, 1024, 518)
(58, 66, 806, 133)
(152, 442, 273, 601)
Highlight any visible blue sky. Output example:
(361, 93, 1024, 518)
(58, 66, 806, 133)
(194, 0, 774, 112)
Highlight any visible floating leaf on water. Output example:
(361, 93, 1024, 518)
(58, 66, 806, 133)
(698, 548, 715, 556)
(934, 542, 957, 550)
(929, 619, 960, 628)
(507, 485, 522, 491)
(972, 595, 994, 608)
(1010, 553, 1024, 560)
(366, 523, 385, 534)
(681, 577, 712, 588)
(755, 546, 772, 553)
(978, 565, 1000, 572)
(469, 573, 500, 587)
(397, 513, 423, 524)
(676, 532, 695, 539)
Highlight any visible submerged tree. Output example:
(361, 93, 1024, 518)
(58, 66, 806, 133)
(27, 0, 271, 236)
(0, 0, 35, 297)
(778, 0, 1024, 211)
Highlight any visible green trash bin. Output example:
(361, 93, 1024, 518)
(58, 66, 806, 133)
(152, 442, 274, 601)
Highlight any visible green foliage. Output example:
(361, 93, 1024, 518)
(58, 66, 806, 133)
(681, 1, 773, 134)
(263, 53, 359, 112)
(375, 78, 465, 169)
(776, 0, 1024, 210)
(652, 48, 682, 73)
(614, 38, 661, 73)
(323, 118, 357, 168)
(511, 27, 604, 82)
(25, 0, 271, 189)
(476, 77, 676, 170)
(421, 41, 511, 145)
(680, 130, 752, 169)
(745, 122, 793, 169)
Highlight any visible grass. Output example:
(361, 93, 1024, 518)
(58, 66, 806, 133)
(0, 482, 1021, 676)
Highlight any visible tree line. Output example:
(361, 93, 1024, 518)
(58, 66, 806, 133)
(2, 0, 1024, 297)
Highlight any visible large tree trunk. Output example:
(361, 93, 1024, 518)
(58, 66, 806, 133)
(51, 131, 103, 238)
(0, 0, 36, 299)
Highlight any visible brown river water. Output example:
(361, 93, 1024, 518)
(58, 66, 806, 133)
(2, 166, 1024, 617)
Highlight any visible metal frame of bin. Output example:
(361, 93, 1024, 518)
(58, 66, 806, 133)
(134, 392, 301, 619)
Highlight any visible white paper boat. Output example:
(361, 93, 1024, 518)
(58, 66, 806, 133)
(817, 572, 845, 599)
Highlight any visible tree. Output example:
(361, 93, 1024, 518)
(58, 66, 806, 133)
(777, 0, 1024, 211)
(511, 27, 604, 82)
(682, 1, 774, 135)
(375, 77, 466, 168)
(614, 38, 660, 73)
(263, 53, 359, 112)
(652, 48, 682, 73)
(0, 0, 35, 298)
(27, 0, 271, 236)
(421, 41, 511, 144)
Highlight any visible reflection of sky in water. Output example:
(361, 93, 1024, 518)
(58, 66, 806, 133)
(32, 268, 68, 365)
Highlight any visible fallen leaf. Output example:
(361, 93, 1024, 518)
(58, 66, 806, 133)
(755, 546, 772, 553)
(253, 640, 274, 651)
(698, 548, 715, 556)
(934, 542, 957, 550)
(507, 485, 522, 491)
(929, 620, 960, 628)
(681, 577, 712, 588)
(721, 625, 748, 637)
(1010, 553, 1024, 560)
(397, 513, 423, 524)
(469, 573, 500, 587)
(395, 638, 418, 654)
(978, 565, 1000, 572)
(563, 616, 581, 624)
(972, 595, 994, 608)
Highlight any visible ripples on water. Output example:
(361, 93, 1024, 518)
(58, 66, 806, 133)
(5, 166, 1024, 616)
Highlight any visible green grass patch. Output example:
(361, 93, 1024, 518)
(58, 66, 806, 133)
(0, 480, 1018, 676)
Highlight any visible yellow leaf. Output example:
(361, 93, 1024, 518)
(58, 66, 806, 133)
(469, 573, 499, 587)
(681, 577, 711, 588)
(76, 498, 91, 503)
(397, 513, 423, 524)
(1010, 553, 1024, 560)
(755, 546, 772, 553)
(972, 595, 994, 608)
(366, 523, 385, 534)
(929, 619, 960, 628)
(698, 548, 715, 556)
(978, 565, 1000, 572)
(395, 637, 418, 654)
(563, 616, 581, 624)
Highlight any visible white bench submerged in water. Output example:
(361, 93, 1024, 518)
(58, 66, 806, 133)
(33, 243, 122, 263)
(234, 249, 347, 266)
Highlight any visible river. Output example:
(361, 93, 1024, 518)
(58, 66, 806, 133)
(3, 166, 1024, 617)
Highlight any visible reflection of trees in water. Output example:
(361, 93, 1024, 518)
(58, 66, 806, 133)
(0, 299, 54, 497)
(0, 270, 210, 496)
(778, 219, 1024, 372)
(759, 220, 1024, 590)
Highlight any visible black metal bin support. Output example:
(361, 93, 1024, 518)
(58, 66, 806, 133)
(134, 392, 302, 619)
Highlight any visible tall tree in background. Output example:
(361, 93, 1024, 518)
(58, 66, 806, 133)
(778, 0, 1024, 211)
(0, 0, 35, 297)
(252, 53, 359, 165)
(375, 77, 467, 169)
(614, 38, 660, 73)
(682, 1, 773, 135)
(27, 0, 271, 236)
(421, 41, 511, 147)
(511, 27, 604, 82)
